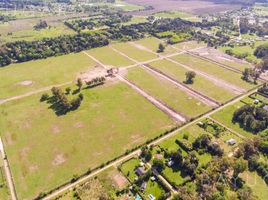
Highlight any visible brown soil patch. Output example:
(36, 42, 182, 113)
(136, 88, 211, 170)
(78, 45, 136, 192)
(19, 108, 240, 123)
(52, 153, 66, 166)
(73, 122, 84, 128)
(112, 174, 128, 189)
(51, 125, 61, 134)
(78, 65, 107, 82)
(16, 80, 33, 86)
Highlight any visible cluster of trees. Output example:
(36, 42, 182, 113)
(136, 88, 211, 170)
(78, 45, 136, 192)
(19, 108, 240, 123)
(240, 17, 268, 37)
(258, 83, 268, 96)
(85, 76, 106, 88)
(185, 71, 196, 84)
(254, 44, 268, 71)
(0, 32, 109, 67)
(233, 104, 268, 133)
(0, 14, 16, 22)
(34, 20, 48, 30)
(242, 68, 260, 84)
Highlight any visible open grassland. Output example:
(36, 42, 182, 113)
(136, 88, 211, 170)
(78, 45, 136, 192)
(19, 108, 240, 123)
(112, 42, 158, 62)
(134, 37, 178, 55)
(86, 46, 134, 67)
(0, 167, 9, 200)
(0, 53, 96, 100)
(126, 67, 211, 118)
(174, 41, 206, 50)
(153, 11, 201, 22)
(211, 101, 253, 138)
(149, 59, 237, 103)
(0, 10, 51, 19)
(171, 53, 256, 90)
(0, 82, 174, 199)
(0, 23, 75, 44)
(241, 171, 268, 200)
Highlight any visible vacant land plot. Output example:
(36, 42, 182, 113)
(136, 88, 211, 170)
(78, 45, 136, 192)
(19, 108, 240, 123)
(0, 53, 97, 100)
(171, 53, 256, 90)
(191, 47, 252, 71)
(149, 59, 237, 102)
(112, 42, 158, 62)
(120, 158, 140, 182)
(153, 11, 201, 22)
(0, 82, 174, 199)
(174, 40, 206, 51)
(134, 37, 178, 55)
(211, 101, 253, 138)
(126, 67, 211, 119)
(86, 46, 134, 67)
(0, 23, 75, 44)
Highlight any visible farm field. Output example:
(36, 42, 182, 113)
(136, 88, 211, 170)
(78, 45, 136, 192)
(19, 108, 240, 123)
(0, 82, 174, 199)
(85, 46, 134, 67)
(148, 59, 237, 103)
(134, 37, 178, 55)
(111, 42, 158, 62)
(152, 10, 201, 22)
(174, 40, 206, 51)
(171, 53, 256, 90)
(126, 66, 212, 119)
(0, 53, 96, 100)
(211, 101, 254, 138)
(0, 23, 75, 44)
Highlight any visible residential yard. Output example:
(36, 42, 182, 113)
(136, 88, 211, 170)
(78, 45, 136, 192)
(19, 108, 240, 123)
(171, 53, 257, 90)
(134, 37, 179, 55)
(211, 101, 254, 138)
(119, 158, 140, 182)
(112, 42, 158, 62)
(0, 53, 96, 100)
(0, 82, 174, 200)
(85, 46, 134, 67)
(148, 59, 237, 103)
(141, 179, 166, 200)
(126, 66, 212, 119)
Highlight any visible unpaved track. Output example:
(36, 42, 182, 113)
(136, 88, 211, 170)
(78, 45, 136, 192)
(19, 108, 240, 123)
(0, 138, 17, 200)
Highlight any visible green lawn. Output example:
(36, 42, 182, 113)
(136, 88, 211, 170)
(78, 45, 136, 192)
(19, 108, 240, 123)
(0, 53, 96, 100)
(142, 179, 165, 200)
(171, 53, 256, 90)
(211, 101, 254, 138)
(149, 59, 237, 103)
(126, 67, 212, 119)
(0, 82, 174, 199)
(241, 171, 268, 200)
(134, 37, 178, 55)
(86, 46, 134, 67)
(0, 24, 75, 44)
(112, 42, 158, 62)
(120, 158, 140, 182)
(162, 166, 188, 187)
(0, 168, 9, 200)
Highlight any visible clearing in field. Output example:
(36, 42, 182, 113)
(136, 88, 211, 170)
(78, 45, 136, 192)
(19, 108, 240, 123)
(111, 42, 158, 62)
(148, 59, 237, 103)
(126, 66, 212, 119)
(0, 165, 9, 200)
(0, 82, 174, 199)
(171, 53, 256, 90)
(85, 46, 134, 67)
(152, 10, 200, 22)
(134, 37, 178, 55)
(0, 53, 97, 100)
(173, 40, 206, 51)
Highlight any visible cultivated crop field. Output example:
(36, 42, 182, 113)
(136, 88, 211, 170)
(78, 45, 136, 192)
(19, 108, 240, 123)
(0, 82, 174, 199)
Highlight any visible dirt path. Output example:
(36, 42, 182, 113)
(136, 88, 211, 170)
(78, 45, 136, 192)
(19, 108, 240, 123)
(0, 138, 17, 200)
(0, 81, 72, 105)
(43, 86, 258, 200)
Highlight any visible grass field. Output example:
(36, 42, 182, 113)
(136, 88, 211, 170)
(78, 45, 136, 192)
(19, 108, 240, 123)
(174, 41, 206, 50)
(153, 11, 201, 22)
(211, 101, 254, 138)
(171, 53, 256, 90)
(86, 46, 134, 67)
(126, 67, 212, 118)
(134, 37, 178, 55)
(148, 59, 237, 103)
(0, 23, 75, 44)
(0, 167, 9, 200)
(120, 158, 140, 182)
(0, 82, 174, 199)
(112, 42, 158, 62)
(0, 10, 51, 19)
(0, 53, 96, 100)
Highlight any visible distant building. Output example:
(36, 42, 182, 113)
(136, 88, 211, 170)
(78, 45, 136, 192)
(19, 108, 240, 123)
(135, 167, 146, 177)
(227, 139, 237, 146)
(141, 181, 147, 191)
(263, 105, 268, 111)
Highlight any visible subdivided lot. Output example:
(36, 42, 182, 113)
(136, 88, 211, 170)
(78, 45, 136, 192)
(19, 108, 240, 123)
(111, 42, 158, 62)
(0, 53, 96, 100)
(211, 101, 254, 138)
(171, 53, 256, 90)
(126, 66, 211, 119)
(191, 47, 252, 71)
(133, 37, 178, 55)
(140, 179, 166, 200)
(58, 166, 129, 200)
(173, 41, 206, 51)
(0, 82, 174, 199)
(120, 157, 140, 182)
(148, 59, 237, 103)
(85, 46, 134, 67)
